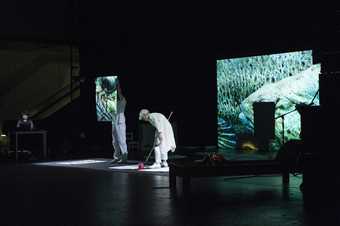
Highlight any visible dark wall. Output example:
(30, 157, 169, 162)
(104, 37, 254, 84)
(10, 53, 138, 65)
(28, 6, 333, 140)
(2, 1, 339, 154)
(80, 43, 217, 146)
(78, 4, 338, 148)
(1, 0, 77, 41)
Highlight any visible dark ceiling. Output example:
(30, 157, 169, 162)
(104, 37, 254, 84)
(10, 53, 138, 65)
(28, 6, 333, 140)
(1, 2, 337, 48)
(0, 1, 339, 66)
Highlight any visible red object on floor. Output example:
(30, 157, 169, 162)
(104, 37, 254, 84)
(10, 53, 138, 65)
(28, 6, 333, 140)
(138, 162, 144, 170)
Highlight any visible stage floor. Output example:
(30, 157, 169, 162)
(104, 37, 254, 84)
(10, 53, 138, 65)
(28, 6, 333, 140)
(34, 158, 170, 174)
(1, 157, 339, 225)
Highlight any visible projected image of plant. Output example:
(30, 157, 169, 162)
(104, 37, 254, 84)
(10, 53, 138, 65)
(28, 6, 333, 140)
(217, 50, 320, 160)
(95, 75, 118, 122)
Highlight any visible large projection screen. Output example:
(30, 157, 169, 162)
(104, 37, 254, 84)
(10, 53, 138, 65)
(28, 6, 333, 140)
(217, 50, 320, 160)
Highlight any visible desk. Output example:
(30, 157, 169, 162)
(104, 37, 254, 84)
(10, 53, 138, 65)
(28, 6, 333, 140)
(15, 130, 47, 160)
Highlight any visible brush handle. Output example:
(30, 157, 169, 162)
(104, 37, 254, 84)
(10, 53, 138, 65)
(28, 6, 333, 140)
(168, 111, 173, 120)
(144, 145, 155, 163)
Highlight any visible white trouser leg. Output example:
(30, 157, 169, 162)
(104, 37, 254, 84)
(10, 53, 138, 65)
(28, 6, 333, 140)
(112, 127, 121, 159)
(160, 150, 168, 161)
(154, 146, 161, 164)
(116, 123, 128, 155)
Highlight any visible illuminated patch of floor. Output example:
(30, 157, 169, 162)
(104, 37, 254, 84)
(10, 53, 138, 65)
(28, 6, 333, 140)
(36, 159, 108, 165)
(109, 164, 169, 172)
(33, 159, 169, 173)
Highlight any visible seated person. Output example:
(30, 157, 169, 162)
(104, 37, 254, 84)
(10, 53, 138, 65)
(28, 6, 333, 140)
(15, 112, 38, 159)
(16, 112, 34, 131)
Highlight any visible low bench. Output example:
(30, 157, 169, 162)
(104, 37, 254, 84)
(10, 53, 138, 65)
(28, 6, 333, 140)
(168, 158, 289, 194)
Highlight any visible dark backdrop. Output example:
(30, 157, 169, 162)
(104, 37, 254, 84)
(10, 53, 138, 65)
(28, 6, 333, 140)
(77, 3, 338, 149)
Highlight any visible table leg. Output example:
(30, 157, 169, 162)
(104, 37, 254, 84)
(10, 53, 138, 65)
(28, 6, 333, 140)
(43, 132, 47, 159)
(282, 171, 290, 186)
(183, 176, 191, 195)
(15, 133, 18, 161)
(169, 170, 176, 189)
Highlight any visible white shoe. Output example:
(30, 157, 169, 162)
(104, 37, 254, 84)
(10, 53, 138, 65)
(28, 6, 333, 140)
(110, 158, 121, 164)
(161, 161, 168, 168)
(149, 163, 161, 169)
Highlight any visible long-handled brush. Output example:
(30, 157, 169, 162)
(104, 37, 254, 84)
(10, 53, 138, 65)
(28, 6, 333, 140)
(138, 144, 155, 170)
(138, 111, 173, 170)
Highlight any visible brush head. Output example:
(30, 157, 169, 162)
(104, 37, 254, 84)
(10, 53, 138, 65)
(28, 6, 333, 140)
(138, 162, 144, 170)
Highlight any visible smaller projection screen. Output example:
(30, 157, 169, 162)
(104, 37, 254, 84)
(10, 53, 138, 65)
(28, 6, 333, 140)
(217, 50, 320, 160)
(95, 75, 118, 122)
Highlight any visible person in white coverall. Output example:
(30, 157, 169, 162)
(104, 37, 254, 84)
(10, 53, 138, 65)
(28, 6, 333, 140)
(111, 82, 128, 164)
(139, 109, 176, 168)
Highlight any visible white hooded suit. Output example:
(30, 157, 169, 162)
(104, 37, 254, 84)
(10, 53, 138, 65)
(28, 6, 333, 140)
(148, 113, 176, 163)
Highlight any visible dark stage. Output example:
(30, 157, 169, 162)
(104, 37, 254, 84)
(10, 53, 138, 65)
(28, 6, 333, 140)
(1, 2, 340, 226)
(0, 155, 339, 226)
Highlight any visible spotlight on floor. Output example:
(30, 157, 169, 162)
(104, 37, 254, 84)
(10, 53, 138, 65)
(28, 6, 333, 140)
(35, 159, 108, 166)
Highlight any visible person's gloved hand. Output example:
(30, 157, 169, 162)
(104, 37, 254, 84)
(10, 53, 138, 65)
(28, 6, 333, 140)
(154, 132, 162, 147)
(154, 140, 161, 147)
(154, 137, 161, 147)
(158, 133, 163, 144)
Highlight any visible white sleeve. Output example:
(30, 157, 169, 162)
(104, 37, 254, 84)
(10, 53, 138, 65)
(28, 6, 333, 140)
(149, 115, 162, 133)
